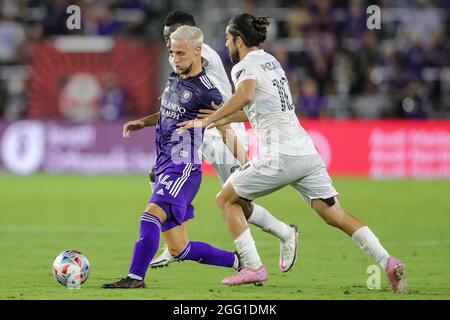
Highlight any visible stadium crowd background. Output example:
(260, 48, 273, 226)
(0, 0, 449, 122)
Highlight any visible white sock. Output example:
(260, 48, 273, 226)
(352, 226, 390, 270)
(234, 228, 263, 270)
(128, 273, 143, 281)
(248, 204, 292, 241)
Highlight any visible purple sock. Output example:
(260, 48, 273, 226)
(175, 241, 236, 268)
(128, 213, 161, 279)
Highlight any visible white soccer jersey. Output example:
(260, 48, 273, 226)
(231, 49, 317, 156)
(200, 43, 232, 101)
(200, 43, 247, 139)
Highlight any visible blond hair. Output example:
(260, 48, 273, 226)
(170, 25, 203, 48)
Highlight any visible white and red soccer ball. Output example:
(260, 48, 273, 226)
(52, 250, 90, 289)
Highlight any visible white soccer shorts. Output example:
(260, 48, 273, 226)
(229, 152, 339, 206)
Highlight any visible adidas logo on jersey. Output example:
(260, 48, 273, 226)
(199, 75, 216, 89)
(156, 189, 165, 196)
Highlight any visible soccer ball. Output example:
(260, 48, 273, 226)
(52, 250, 90, 289)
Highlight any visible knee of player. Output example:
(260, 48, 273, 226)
(215, 191, 227, 209)
(240, 201, 253, 219)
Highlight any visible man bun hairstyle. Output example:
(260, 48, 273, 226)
(253, 16, 270, 43)
(164, 10, 196, 27)
(228, 13, 270, 47)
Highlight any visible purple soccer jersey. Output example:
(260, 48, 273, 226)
(154, 69, 222, 175)
(150, 69, 223, 230)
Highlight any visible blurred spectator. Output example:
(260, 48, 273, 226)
(2, 77, 26, 120)
(0, 11, 26, 64)
(84, 3, 125, 36)
(403, 37, 426, 78)
(284, 3, 312, 38)
(42, 0, 73, 36)
(393, 80, 433, 118)
(304, 20, 336, 95)
(306, 54, 333, 96)
(349, 31, 380, 95)
(296, 78, 326, 118)
(343, 1, 366, 38)
(351, 82, 391, 118)
(99, 72, 126, 121)
(398, 0, 443, 50)
(0, 79, 6, 116)
(1, 0, 449, 120)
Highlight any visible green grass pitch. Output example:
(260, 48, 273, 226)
(1, 174, 449, 300)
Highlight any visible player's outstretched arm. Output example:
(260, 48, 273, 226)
(177, 79, 255, 130)
(122, 112, 160, 138)
(216, 124, 249, 164)
(204, 79, 255, 128)
(197, 107, 248, 127)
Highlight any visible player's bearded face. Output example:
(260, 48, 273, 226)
(170, 39, 196, 75)
(228, 44, 240, 64)
(179, 62, 193, 75)
(225, 29, 240, 64)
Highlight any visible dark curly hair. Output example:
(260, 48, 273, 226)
(164, 10, 196, 27)
(227, 13, 270, 47)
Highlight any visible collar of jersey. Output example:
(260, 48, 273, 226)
(177, 68, 207, 80)
(245, 49, 265, 59)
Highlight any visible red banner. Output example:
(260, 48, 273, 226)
(27, 39, 159, 119)
(203, 120, 450, 178)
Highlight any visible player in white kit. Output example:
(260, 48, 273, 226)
(149, 11, 299, 272)
(178, 13, 407, 292)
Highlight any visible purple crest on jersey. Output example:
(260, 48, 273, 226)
(180, 90, 193, 103)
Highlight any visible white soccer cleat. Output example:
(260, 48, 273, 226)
(149, 245, 177, 268)
(279, 224, 300, 272)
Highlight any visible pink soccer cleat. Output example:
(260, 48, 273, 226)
(221, 266, 268, 286)
(386, 257, 408, 292)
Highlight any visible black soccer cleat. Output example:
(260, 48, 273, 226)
(101, 276, 146, 289)
(234, 251, 243, 271)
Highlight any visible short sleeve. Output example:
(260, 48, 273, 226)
(231, 61, 257, 87)
(201, 45, 214, 68)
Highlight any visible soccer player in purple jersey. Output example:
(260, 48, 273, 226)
(102, 26, 242, 289)
(150, 10, 299, 273)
